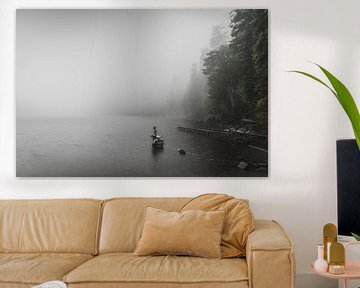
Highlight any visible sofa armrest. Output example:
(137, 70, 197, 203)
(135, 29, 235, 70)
(246, 220, 295, 288)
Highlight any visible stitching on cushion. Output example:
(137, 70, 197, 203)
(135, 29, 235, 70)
(18, 201, 29, 252)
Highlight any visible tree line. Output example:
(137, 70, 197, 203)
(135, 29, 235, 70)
(183, 9, 268, 134)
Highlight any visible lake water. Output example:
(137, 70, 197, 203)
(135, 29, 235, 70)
(17, 115, 267, 177)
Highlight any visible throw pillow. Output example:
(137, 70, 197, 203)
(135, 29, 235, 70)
(134, 207, 225, 258)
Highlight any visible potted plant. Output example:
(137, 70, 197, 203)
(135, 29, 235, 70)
(352, 233, 360, 241)
(290, 63, 360, 240)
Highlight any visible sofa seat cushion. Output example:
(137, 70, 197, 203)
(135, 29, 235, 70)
(64, 253, 248, 285)
(0, 253, 93, 285)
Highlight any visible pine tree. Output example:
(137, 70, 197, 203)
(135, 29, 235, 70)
(202, 9, 268, 132)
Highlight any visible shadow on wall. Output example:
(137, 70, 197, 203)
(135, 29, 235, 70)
(296, 274, 337, 288)
(273, 2, 360, 287)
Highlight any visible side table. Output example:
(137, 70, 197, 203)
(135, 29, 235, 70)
(311, 242, 360, 288)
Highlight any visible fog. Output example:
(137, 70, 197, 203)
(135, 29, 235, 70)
(16, 9, 231, 118)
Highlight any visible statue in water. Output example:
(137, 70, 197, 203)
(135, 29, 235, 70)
(151, 126, 164, 149)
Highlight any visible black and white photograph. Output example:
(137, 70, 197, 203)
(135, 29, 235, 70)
(16, 9, 268, 177)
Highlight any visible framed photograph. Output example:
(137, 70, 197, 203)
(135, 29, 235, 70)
(16, 9, 268, 177)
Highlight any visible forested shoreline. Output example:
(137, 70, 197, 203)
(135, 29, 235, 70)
(183, 9, 268, 134)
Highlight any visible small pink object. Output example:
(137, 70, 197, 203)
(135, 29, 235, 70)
(314, 244, 328, 272)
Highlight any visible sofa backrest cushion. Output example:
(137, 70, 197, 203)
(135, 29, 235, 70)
(0, 199, 102, 254)
(99, 198, 189, 253)
(181, 194, 254, 258)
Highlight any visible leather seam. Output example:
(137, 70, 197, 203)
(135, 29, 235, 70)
(247, 220, 295, 288)
(249, 248, 292, 251)
(0, 255, 93, 285)
(18, 200, 29, 252)
(94, 201, 104, 255)
(271, 220, 293, 248)
(0, 280, 39, 285)
(250, 252, 254, 288)
(271, 220, 295, 288)
(62, 256, 95, 282)
(248, 250, 253, 288)
(64, 279, 249, 284)
(156, 254, 167, 280)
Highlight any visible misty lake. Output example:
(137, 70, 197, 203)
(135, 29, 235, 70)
(17, 115, 267, 177)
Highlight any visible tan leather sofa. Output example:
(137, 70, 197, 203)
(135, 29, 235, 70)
(0, 198, 295, 288)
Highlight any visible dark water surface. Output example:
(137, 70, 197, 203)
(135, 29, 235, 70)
(17, 116, 267, 177)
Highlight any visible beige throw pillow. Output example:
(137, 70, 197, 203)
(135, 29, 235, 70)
(181, 193, 255, 258)
(134, 207, 225, 258)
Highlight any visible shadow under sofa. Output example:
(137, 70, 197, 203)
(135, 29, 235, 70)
(0, 198, 295, 288)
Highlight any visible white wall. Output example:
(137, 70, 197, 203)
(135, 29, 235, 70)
(1, 0, 360, 287)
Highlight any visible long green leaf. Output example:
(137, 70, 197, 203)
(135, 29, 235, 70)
(351, 232, 360, 241)
(289, 64, 360, 150)
(316, 64, 360, 150)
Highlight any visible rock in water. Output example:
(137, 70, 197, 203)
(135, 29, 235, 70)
(177, 148, 186, 155)
(238, 161, 248, 170)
